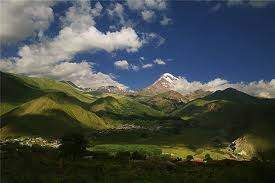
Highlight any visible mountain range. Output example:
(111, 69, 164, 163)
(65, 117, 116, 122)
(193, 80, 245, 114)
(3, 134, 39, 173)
(1, 71, 275, 160)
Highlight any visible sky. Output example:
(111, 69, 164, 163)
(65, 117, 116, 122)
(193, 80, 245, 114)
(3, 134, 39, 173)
(0, 0, 275, 98)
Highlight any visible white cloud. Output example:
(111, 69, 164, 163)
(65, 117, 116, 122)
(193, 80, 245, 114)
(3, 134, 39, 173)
(131, 64, 140, 71)
(154, 58, 166, 65)
(160, 15, 172, 26)
(114, 60, 129, 70)
(0, 0, 54, 43)
(126, 0, 167, 10)
(173, 76, 275, 98)
(107, 3, 126, 25)
(142, 63, 153, 69)
(126, 0, 145, 10)
(126, 0, 167, 23)
(142, 33, 165, 47)
(114, 61, 140, 71)
(0, 1, 144, 89)
(141, 10, 155, 22)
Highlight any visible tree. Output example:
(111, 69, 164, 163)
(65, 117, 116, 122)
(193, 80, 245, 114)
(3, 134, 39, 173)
(116, 151, 131, 161)
(59, 133, 88, 160)
(203, 154, 213, 162)
(131, 151, 146, 160)
(186, 155, 194, 161)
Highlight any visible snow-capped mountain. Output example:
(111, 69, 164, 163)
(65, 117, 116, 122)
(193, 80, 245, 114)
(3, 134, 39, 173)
(95, 85, 127, 94)
(143, 73, 179, 94)
(141, 73, 211, 101)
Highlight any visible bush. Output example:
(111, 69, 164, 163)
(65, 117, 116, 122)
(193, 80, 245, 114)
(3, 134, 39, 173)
(59, 133, 88, 160)
(131, 151, 146, 160)
(203, 154, 213, 162)
(116, 151, 131, 160)
(186, 155, 194, 161)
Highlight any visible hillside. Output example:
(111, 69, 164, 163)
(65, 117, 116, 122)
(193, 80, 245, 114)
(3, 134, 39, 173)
(90, 95, 166, 119)
(171, 88, 275, 157)
(0, 72, 96, 115)
(132, 90, 186, 112)
(1, 92, 107, 137)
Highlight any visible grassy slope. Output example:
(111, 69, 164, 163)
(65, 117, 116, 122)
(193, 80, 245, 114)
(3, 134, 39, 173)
(136, 91, 186, 113)
(1, 92, 108, 138)
(169, 89, 275, 159)
(0, 72, 96, 115)
(90, 95, 166, 119)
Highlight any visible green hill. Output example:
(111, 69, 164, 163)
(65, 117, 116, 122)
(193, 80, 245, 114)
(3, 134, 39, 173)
(90, 95, 166, 119)
(0, 72, 96, 115)
(172, 89, 275, 153)
(134, 90, 186, 113)
(1, 92, 108, 138)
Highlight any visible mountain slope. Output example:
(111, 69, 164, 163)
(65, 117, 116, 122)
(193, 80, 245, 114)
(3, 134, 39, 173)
(134, 90, 186, 112)
(90, 95, 166, 119)
(172, 88, 275, 135)
(0, 72, 96, 115)
(141, 73, 179, 95)
(1, 92, 107, 137)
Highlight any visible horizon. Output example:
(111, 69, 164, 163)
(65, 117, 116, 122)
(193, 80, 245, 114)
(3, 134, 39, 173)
(0, 0, 275, 97)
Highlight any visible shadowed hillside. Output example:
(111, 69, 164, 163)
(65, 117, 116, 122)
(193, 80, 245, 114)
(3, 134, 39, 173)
(1, 92, 107, 137)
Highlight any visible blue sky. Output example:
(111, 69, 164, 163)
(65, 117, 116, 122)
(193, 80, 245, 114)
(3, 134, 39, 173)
(0, 0, 275, 97)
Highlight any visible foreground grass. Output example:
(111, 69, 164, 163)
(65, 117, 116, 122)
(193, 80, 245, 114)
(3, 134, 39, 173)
(2, 144, 275, 183)
(89, 144, 162, 156)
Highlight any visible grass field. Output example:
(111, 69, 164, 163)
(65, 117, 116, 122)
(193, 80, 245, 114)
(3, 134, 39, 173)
(1, 142, 275, 183)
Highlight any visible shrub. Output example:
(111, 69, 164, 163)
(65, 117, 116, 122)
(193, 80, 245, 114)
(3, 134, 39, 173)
(203, 154, 213, 162)
(116, 151, 131, 160)
(186, 155, 194, 161)
(59, 133, 88, 160)
(131, 151, 146, 160)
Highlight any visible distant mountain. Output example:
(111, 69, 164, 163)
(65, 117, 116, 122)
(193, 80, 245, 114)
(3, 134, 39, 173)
(141, 73, 211, 100)
(204, 88, 259, 104)
(134, 90, 187, 112)
(0, 72, 168, 138)
(183, 89, 211, 102)
(142, 73, 179, 95)
(95, 85, 127, 94)
(172, 88, 275, 135)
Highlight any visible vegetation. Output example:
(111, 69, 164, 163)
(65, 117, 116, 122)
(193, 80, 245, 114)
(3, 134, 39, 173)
(1, 142, 275, 183)
(186, 155, 194, 161)
(59, 133, 88, 160)
(1, 72, 275, 182)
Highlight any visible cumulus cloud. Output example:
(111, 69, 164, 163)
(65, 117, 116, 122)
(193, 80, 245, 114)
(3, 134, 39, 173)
(114, 60, 140, 71)
(154, 58, 166, 65)
(114, 60, 129, 70)
(141, 10, 155, 22)
(142, 63, 153, 69)
(0, 1, 144, 89)
(160, 15, 172, 26)
(173, 76, 275, 98)
(126, 0, 167, 10)
(0, 0, 54, 43)
(107, 3, 126, 26)
(126, 0, 167, 23)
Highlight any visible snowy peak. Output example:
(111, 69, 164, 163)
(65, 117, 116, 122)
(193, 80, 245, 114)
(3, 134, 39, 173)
(154, 73, 179, 85)
(143, 73, 179, 94)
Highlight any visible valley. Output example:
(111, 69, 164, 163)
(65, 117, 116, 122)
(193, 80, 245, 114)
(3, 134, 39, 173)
(1, 71, 275, 163)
